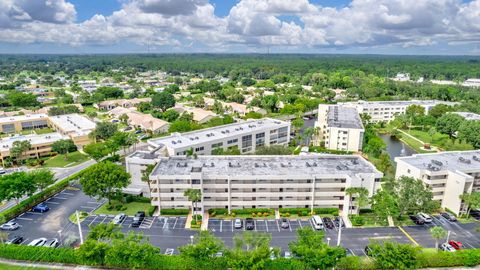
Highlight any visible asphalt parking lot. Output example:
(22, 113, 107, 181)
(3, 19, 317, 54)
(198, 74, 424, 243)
(4, 186, 480, 255)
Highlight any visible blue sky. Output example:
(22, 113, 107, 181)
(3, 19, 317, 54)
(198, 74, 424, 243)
(0, 0, 479, 55)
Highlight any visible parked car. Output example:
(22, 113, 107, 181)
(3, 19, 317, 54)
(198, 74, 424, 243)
(440, 243, 456, 252)
(112, 213, 126, 225)
(5, 235, 23, 245)
(409, 215, 425, 225)
(448, 240, 463, 250)
(28, 238, 47, 247)
(322, 217, 334, 229)
(441, 212, 457, 222)
(311, 215, 324, 230)
(470, 210, 480, 220)
(0, 221, 20, 231)
(416, 212, 432, 223)
(214, 252, 223, 257)
(43, 238, 60, 248)
(284, 251, 292, 259)
(334, 216, 345, 228)
(364, 246, 372, 256)
(234, 218, 243, 229)
(132, 211, 146, 227)
(245, 218, 255, 230)
(32, 203, 49, 213)
(134, 130, 143, 134)
(280, 218, 289, 229)
(0, 167, 6, 174)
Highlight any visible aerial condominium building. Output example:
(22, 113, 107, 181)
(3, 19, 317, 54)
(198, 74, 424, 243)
(0, 133, 68, 165)
(339, 100, 458, 123)
(125, 118, 291, 196)
(314, 104, 364, 152)
(395, 150, 480, 215)
(147, 155, 383, 214)
(147, 118, 291, 156)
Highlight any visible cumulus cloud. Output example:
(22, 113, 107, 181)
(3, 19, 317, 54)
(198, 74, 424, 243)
(0, 0, 479, 52)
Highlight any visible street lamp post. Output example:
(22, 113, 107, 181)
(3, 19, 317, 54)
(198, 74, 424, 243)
(57, 230, 62, 246)
(190, 235, 194, 245)
(327, 237, 331, 246)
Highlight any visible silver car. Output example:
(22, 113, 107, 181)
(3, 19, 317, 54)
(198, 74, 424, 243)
(234, 218, 242, 229)
(112, 213, 126, 225)
(28, 238, 47, 247)
(0, 221, 20, 231)
(43, 238, 60, 248)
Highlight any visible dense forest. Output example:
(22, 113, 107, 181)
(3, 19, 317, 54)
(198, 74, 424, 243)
(0, 54, 479, 81)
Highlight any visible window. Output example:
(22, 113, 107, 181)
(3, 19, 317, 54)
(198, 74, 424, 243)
(195, 146, 204, 152)
(212, 142, 223, 148)
(192, 179, 200, 184)
(227, 139, 238, 144)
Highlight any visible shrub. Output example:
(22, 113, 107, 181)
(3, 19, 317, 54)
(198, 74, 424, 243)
(252, 213, 256, 217)
(351, 216, 365, 226)
(210, 211, 216, 217)
(231, 208, 274, 215)
(263, 212, 269, 217)
(313, 208, 339, 215)
(257, 212, 263, 216)
(148, 206, 156, 216)
(230, 212, 236, 217)
(160, 209, 189, 215)
(208, 208, 228, 215)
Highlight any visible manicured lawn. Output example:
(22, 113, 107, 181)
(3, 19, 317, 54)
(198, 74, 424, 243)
(43, 151, 90, 168)
(94, 201, 153, 216)
(34, 127, 55, 135)
(402, 129, 474, 151)
(398, 133, 434, 153)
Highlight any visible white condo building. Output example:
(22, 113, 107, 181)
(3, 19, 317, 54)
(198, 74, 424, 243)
(314, 104, 364, 152)
(462, 79, 480, 88)
(395, 150, 480, 215)
(125, 118, 291, 195)
(148, 155, 383, 214)
(339, 100, 458, 123)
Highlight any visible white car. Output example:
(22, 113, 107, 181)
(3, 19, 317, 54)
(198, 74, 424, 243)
(417, 212, 432, 223)
(284, 251, 292, 259)
(441, 243, 456, 252)
(43, 238, 60, 248)
(112, 213, 126, 225)
(234, 218, 242, 229)
(0, 221, 20, 231)
(28, 238, 47, 247)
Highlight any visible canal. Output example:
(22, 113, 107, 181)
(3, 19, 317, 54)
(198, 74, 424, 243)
(380, 134, 416, 163)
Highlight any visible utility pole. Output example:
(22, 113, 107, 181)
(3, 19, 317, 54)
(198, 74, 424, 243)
(76, 210, 84, 244)
(446, 230, 451, 243)
(337, 217, 342, 246)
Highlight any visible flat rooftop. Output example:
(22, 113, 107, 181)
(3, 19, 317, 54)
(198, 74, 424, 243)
(327, 105, 363, 129)
(452, 112, 480, 121)
(0, 113, 48, 124)
(0, 132, 68, 150)
(148, 118, 289, 149)
(48, 114, 96, 135)
(395, 150, 480, 172)
(341, 100, 458, 107)
(151, 154, 381, 177)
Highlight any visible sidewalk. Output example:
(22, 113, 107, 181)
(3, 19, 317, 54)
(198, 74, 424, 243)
(0, 258, 105, 270)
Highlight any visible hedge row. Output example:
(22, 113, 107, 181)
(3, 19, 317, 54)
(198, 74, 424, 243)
(231, 208, 274, 215)
(160, 208, 189, 215)
(278, 207, 339, 215)
(0, 170, 85, 223)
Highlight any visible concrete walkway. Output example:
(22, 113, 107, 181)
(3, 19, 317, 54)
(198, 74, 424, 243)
(0, 258, 107, 270)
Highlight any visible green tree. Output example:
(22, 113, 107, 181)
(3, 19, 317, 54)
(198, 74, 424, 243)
(10, 140, 32, 163)
(118, 113, 129, 125)
(436, 113, 464, 139)
(110, 132, 135, 154)
(51, 139, 77, 160)
(6, 91, 40, 107)
(291, 117, 304, 133)
(93, 122, 118, 141)
(368, 241, 419, 270)
(394, 176, 437, 218)
(0, 172, 36, 204)
(159, 109, 180, 122)
(459, 192, 480, 218)
(371, 189, 399, 224)
(255, 145, 292, 155)
(30, 169, 55, 191)
(184, 189, 201, 222)
(104, 233, 159, 269)
(152, 92, 175, 112)
(226, 231, 274, 270)
(289, 227, 345, 270)
(83, 142, 111, 161)
(141, 164, 155, 195)
(88, 223, 124, 241)
(458, 120, 480, 148)
(179, 231, 224, 260)
(430, 226, 447, 250)
(80, 161, 131, 204)
(345, 187, 369, 215)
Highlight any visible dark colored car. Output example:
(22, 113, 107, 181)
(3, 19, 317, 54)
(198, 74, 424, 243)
(32, 203, 49, 213)
(409, 215, 425, 225)
(322, 217, 334, 229)
(470, 210, 480, 220)
(245, 218, 255, 230)
(334, 216, 345, 228)
(364, 246, 372, 256)
(132, 211, 146, 227)
(280, 218, 289, 229)
(441, 212, 457, 222)
(5, 235, 23, 245)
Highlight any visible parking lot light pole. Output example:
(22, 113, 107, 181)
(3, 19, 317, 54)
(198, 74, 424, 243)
(327, 237, 331, 246)
(76, 210, 84, 244)
(446, 230, 451, 243)
(57, 230, 62, 246)
(190, 235, 194, 245)
(337, 217, 342, 246)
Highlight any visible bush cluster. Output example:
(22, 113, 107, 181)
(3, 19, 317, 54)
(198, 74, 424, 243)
(160, 208, 189, 215)
(231, 208, 274, 215)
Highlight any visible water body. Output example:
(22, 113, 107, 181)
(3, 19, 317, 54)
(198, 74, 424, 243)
(380, 134, 416, 163)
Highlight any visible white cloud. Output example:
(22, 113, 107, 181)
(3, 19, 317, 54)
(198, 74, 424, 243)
(0, 0, 479, 53)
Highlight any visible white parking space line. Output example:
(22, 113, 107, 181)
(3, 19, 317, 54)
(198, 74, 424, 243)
(465, 242, 475, 249)
(53, 196, 68, 200)
(88, 215, 98, 226)
(163, 218, 168, 229)
(350, 249, 356, 256)
(288, 220, 292, 232)
(298, 220, 302, 228)
(231, 221, 234, 232)
(100, 215, 108, 223)
(60, 192, 74, 196)
(47, 201, 60, 205)
(27, 212, 42, 215)
(276, 219, 280, 232)
(173, 217, 178, 228)
(86, 201, 100, 204)
(16, 217, 33, 221)
(220, 220, 223, 232)
(265, 220, 269, 232)
(309, 219, 315, 229)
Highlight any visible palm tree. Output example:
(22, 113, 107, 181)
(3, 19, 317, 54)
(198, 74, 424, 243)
(430, 226, 447, 250)
(345, 187, 357, 215)
(460, 192, 480, 218)
(345, 187, 368, 215)
(141, 164, 155, 196)
(184, 189, 202, 222)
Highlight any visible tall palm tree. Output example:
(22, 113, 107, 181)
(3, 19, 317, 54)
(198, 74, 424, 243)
(430, 226, 447, 250)
(345, 187, 357, 215)
(184, 189, 202, 222)
(141, 164, 155, 196)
